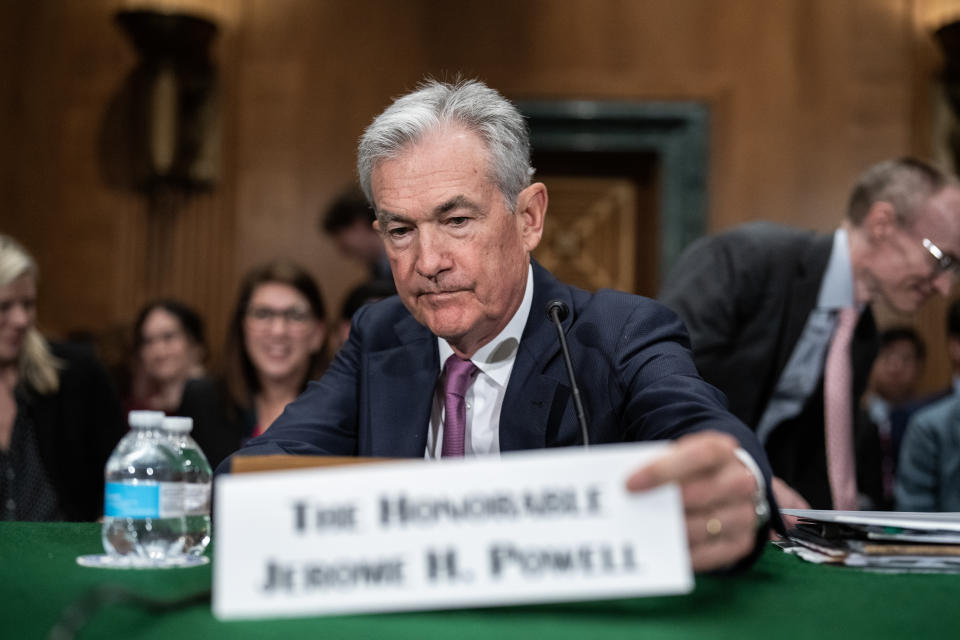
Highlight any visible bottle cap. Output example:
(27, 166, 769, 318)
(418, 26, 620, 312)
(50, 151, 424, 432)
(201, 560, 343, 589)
(163, 416, 194, 433)
(128, 410, 165, 429)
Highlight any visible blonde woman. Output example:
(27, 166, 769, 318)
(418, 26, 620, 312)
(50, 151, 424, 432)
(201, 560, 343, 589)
(0, 235, 124, 521)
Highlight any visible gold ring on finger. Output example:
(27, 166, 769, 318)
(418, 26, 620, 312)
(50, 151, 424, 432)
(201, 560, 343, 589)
(706, 517, 723, 536)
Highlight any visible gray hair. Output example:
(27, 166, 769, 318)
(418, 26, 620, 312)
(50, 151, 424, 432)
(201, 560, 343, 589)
(0, 234, 60, 394)
(357, 78, 533, 211)
(847, 157, 954, 225)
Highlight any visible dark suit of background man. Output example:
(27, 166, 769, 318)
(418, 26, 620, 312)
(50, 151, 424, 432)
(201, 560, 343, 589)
(660, 158, 960, 512)
(223, 78, 775, 572)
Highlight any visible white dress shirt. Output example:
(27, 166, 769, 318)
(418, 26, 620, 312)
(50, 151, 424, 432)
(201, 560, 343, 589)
(425, 265, 534, 458)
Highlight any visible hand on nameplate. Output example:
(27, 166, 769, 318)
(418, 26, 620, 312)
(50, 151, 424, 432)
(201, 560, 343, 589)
(625, 432, 761, 572)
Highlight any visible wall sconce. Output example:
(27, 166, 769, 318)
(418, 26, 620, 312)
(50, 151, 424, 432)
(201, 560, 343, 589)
(103, 9, 220, 193)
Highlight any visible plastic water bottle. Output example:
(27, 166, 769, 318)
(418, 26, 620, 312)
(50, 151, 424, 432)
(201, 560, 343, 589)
(163, 416, 212, 556)
(102, 410, 186, 564)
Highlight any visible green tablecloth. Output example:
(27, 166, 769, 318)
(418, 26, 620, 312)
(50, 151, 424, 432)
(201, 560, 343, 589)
(2, 521, 957, 639)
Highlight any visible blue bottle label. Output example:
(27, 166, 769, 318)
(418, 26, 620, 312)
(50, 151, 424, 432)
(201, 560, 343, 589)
(105, 482, 183, 518)
(105, 482, 160, 518)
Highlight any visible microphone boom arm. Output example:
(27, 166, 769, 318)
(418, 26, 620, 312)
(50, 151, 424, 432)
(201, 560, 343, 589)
(546, 300, 590, 447)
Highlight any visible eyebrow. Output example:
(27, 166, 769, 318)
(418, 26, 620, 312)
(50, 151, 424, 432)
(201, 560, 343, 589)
(377, 195, 483, 225)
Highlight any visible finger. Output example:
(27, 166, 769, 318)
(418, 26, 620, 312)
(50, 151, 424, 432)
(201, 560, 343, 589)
(771, 477, 811, 510)
(690, 528, 757, 572)
(626, 432, 739, 491)
(680, 457, 757, 512)
(685, 500, 756, 549)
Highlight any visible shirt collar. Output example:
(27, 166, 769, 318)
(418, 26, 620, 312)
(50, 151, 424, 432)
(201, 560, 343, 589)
(817, 228, 857, 310)
(438, 264, 534, 387)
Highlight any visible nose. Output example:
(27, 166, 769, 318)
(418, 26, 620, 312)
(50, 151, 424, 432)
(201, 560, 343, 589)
(8, 303, 31, 329)
(414, 227, 453, 280)
(265, 315, 291, 335)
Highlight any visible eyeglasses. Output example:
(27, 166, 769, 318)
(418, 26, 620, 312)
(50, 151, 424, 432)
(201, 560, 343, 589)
(920, 238, 960, 277)
(246, 306, 315, 327)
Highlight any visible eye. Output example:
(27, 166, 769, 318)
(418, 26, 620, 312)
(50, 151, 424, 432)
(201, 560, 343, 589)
(446, 216, 469, 227)
(387, 225, 411, 239)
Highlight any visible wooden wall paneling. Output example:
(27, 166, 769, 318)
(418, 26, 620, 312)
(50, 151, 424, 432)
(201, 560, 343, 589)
(231, 0, 435, 325)
(5, 0, 959, 394)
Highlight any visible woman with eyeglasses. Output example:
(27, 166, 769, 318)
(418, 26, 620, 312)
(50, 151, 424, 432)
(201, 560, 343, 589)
(179, 260, 327, 469)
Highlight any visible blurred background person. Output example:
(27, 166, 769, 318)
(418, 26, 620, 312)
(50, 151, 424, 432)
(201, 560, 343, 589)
(320, 187, 394, 286)
(895, 298, 960, 511)
(0, 235, 124, 521)
(127, 299, 207, 414)
(659, 158, 960, 512)
(858, 327, 927, 509)
(334, 280, 396, 352)
(179, 260, 327, 469)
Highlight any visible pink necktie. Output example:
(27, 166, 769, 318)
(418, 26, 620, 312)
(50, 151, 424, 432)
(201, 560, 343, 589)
(824, 306, 858, 511)
(441, 355, 479, 457)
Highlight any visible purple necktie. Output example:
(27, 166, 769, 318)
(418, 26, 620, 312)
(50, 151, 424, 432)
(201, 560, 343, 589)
(440, 355, 479, 457)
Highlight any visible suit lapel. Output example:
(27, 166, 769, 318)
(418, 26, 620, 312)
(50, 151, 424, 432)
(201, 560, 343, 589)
(499, 261, 571, 452)
(366, 314, 439, 458)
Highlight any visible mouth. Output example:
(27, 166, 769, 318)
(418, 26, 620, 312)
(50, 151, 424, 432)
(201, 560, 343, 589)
(417, 289, 469, 304)
(260, 344, 293, 360)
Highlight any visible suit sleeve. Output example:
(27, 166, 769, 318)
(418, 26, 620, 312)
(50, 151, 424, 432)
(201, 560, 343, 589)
(895, 410, 942, 511)
(612, 301, 780, 563)
(615, 301, 772, 486)
(658, 232, 768, 384)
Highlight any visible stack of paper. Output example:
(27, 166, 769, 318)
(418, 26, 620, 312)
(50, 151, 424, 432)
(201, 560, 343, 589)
(776, 509, 960, 573)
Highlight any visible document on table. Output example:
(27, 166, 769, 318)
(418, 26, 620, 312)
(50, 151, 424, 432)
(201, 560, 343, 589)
(777, 509, 960, 573)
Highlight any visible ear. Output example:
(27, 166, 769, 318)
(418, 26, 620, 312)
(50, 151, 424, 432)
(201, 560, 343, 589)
(515, 182, 548, 252)
(860, 201, 898, 244)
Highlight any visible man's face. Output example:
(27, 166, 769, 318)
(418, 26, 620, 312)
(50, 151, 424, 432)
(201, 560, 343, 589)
(370, 127, 545, 356)
(868, 186, 960, 313)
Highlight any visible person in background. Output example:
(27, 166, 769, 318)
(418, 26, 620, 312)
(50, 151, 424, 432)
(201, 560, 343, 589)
(0, 234, 124, 521)
(858, 327, 926, 509)
(895, 299, 960, 511)
(334, 280, 397, 352)
(127, 299, 206, 414)
(660, 158, 960, 512)
(320, 187, 395, 286)
(179, 260, 327, 469)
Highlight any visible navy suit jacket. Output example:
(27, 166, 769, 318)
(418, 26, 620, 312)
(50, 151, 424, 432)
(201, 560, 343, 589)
(218, 262, 777, 565)
(223, 261, 772, 502)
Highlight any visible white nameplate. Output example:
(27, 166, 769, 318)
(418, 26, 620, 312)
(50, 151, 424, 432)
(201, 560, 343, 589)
(213, 442, 692, 619)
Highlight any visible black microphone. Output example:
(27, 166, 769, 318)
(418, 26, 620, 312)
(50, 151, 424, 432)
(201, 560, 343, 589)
(545, 299, 590, 447)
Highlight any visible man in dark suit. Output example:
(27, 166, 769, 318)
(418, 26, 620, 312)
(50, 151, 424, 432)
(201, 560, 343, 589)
(659, 158, 960, 512)
(224, 78, 773, 571)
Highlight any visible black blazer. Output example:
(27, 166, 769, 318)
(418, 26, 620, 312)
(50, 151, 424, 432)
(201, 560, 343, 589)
(660, 223, 879, 508)
(26, 342, 125, 521)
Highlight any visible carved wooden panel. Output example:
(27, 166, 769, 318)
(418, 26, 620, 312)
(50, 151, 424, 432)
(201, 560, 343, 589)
(534, 177, 640, 294)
